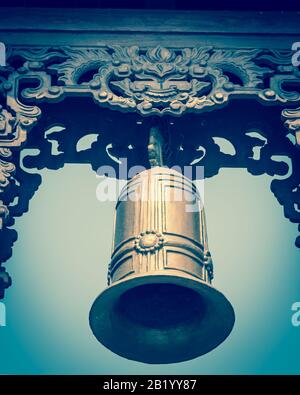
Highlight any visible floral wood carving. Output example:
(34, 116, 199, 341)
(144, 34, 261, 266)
(0, 44, 299, 299)
(2, 45, 299, 116)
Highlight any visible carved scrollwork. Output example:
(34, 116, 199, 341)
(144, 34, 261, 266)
(282, 106, 300, 147)
(0, 43, 299, 299)
(3, 45, 299, 117)
(0, 145, 15, 297)
(280, 106, 300, 247)
(0, 148, 15, 193)
(0, 201, 9, 229)
(0, 66, 41, 298)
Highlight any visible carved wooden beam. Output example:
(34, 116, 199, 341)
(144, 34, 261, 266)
(0, 9, 299, 299)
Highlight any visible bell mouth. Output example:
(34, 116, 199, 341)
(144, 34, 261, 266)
(115, 283, 206, 330)
(89, 272, 235, 364)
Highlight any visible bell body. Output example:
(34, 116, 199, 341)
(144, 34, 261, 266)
(90, 167, 234, 364)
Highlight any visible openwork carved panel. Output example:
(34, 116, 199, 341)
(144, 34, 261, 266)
(2, 46, 300, 116)
(0, 44, 299, 298)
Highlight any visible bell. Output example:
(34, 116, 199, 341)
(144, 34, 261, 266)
(89, 165, 235, 364)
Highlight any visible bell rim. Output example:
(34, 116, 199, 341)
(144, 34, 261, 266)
(89, 271, 235, 364)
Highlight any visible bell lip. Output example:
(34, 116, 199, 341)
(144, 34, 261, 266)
(89, 271, 235, 364)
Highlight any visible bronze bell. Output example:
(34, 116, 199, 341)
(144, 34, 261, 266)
(89, 162, 235, 364)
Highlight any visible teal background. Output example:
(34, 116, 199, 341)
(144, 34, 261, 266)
(0, 164, 299, 374)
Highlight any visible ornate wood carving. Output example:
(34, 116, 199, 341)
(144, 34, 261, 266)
(0, 43, 299, 298)
(2, 46, 299, 116)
